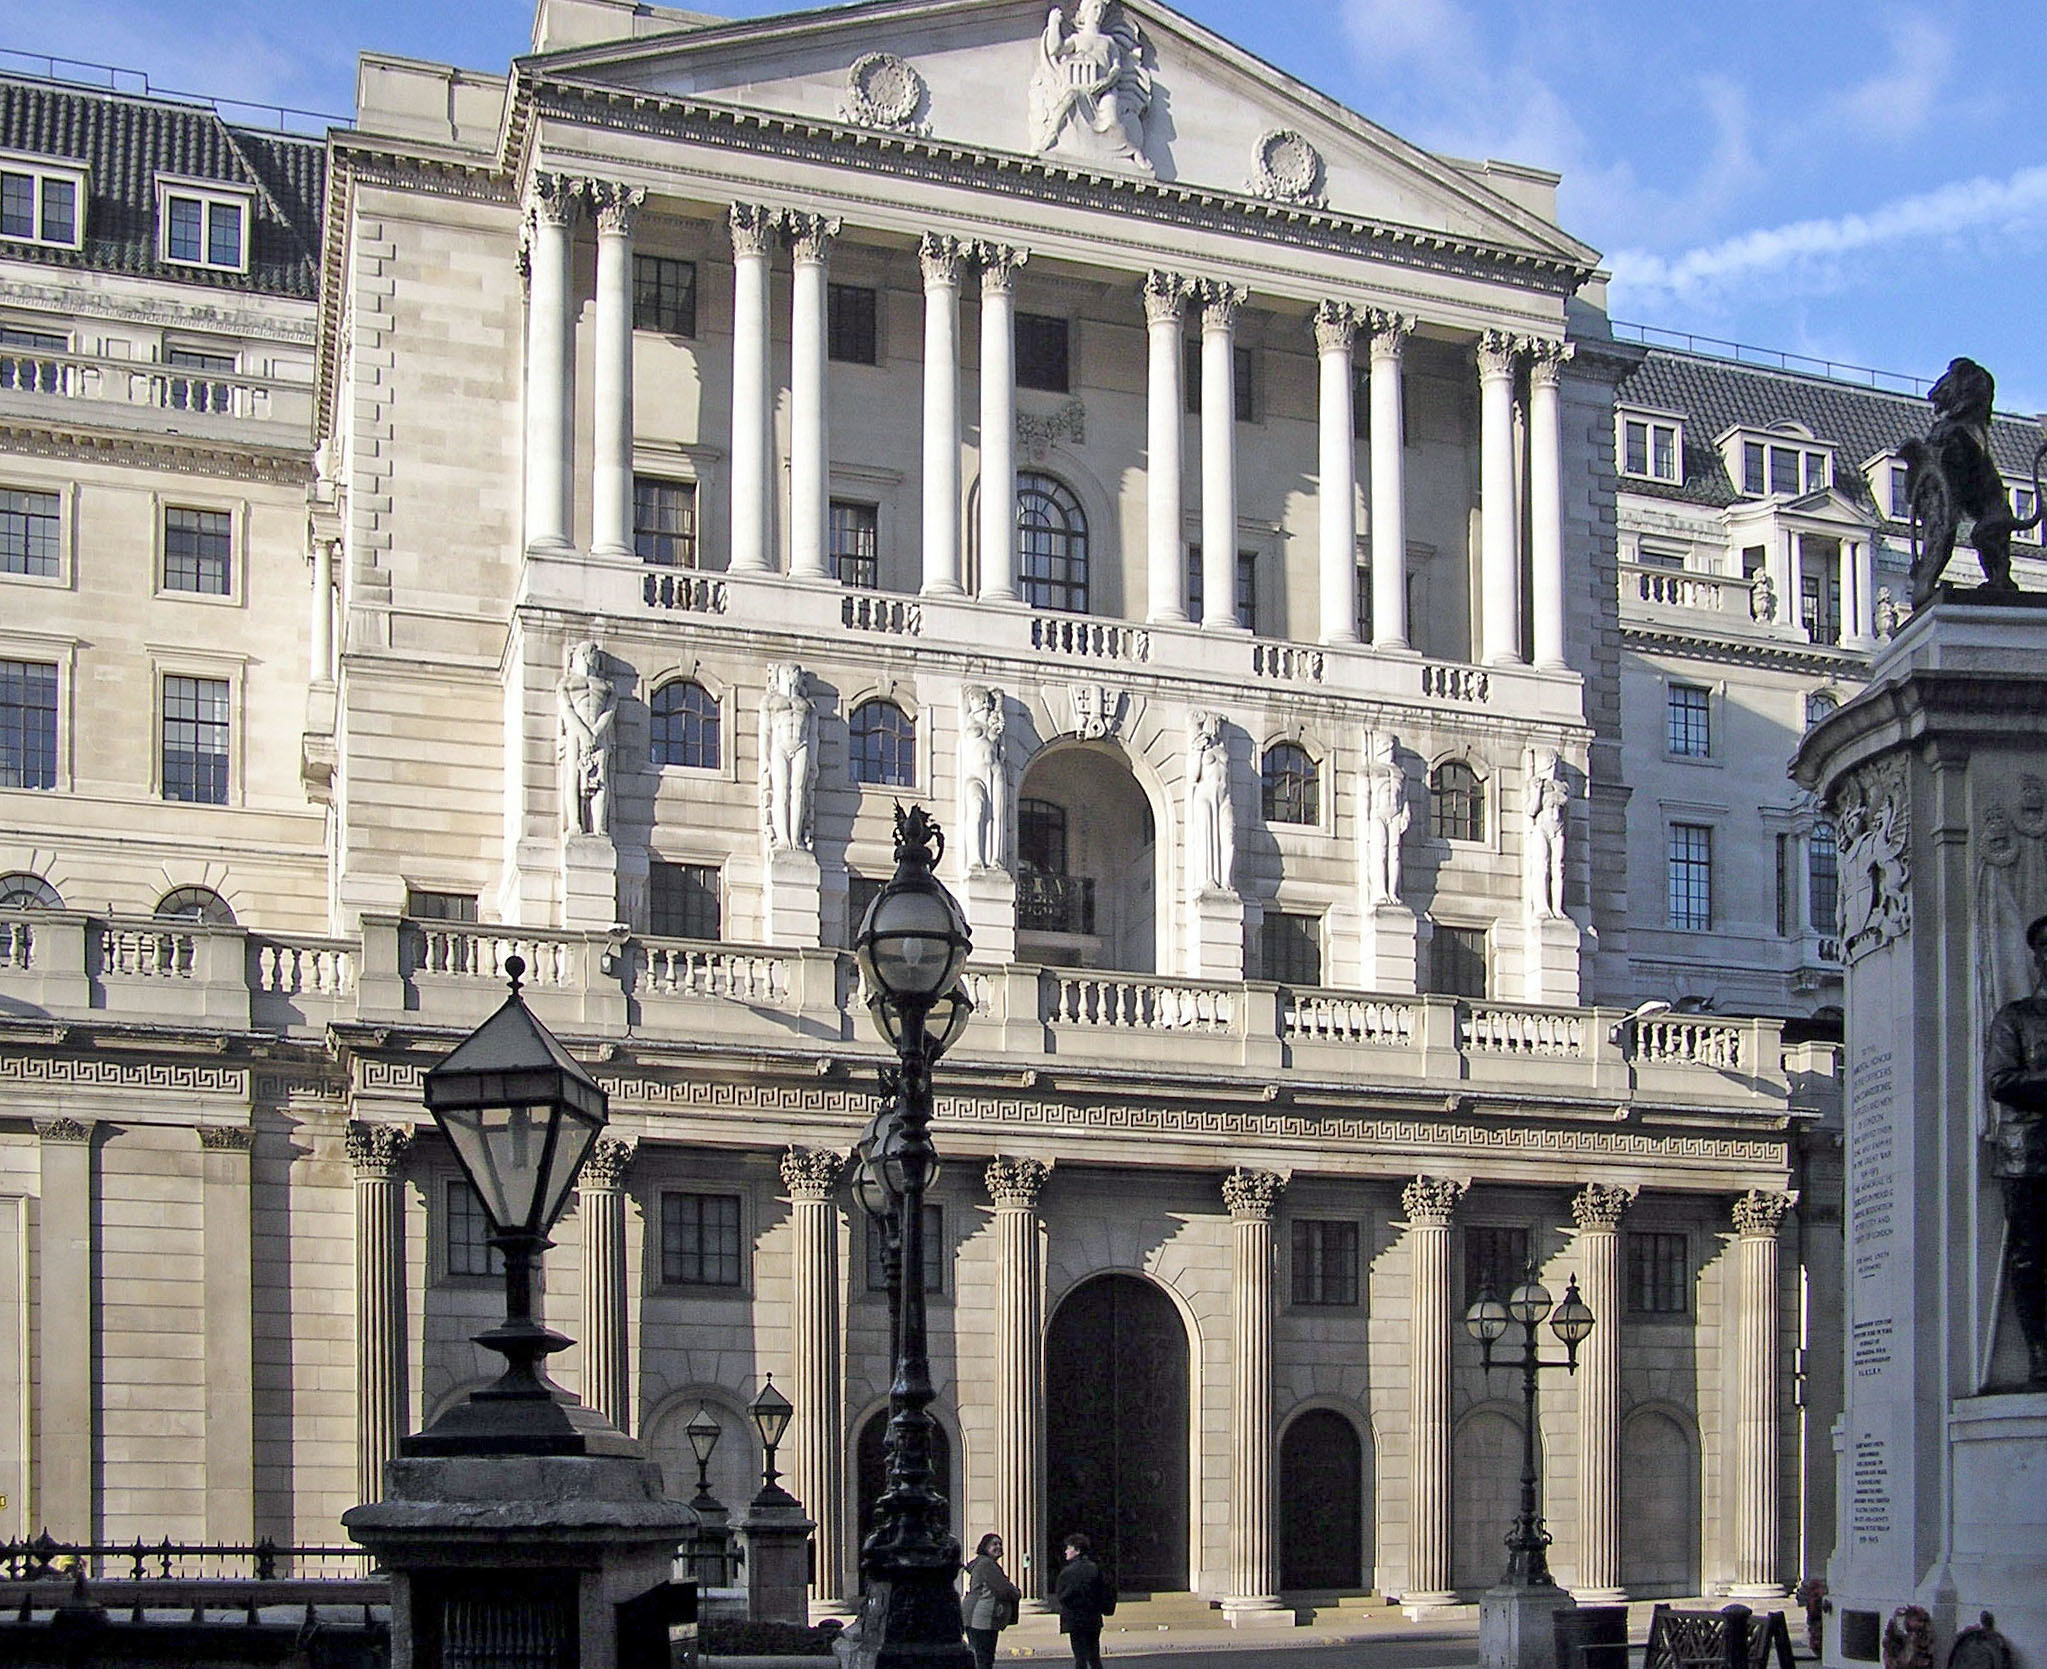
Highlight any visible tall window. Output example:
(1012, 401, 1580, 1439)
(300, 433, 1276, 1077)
(0, 659, 58, 790)
(1465, 1225, 1531, 1302)
(830, 500, 879, 588)
(1018, 799, 1067, 876)
(164, 506, 232, 594)
(446, 1179, 504, 1278)
(1429, 761, 1484, 841)
(845, 874, 884, 949)
(651, 680, 720, 770)
(1261, 743, 1319, 825)
(1668, 824, 1713, 931)
(1801, 545, 1842, 645)
(1775, 834, 1792, 938)
(828, 284, 878, 364)
(1017, 474, 1088, 614)
(1888, 463, 1912, 519)
(1427, 923, 1487, 998)
(1667, 684, 1710, 757)
(1291, 1218, 1359, 1306)
(867, 1203, 945, 1294)
(1260, 911, 1322, 986)
(649, 860, 721, 941)
(662, 1192, 743, 1286)
(632, 255, 697, 336)
(1, 489, 59, 577)
(634, 478, 697, 567)
(1015, 313, 1070, 392)
(849, 701, 915, 788)
(1185, 547, 1257, 629)
(1626, 1232, 1689, 1314)
(161, 675, 229, 805)
(1809, 821, 1839, 937)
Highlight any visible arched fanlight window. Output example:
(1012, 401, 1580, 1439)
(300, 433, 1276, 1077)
(848, 701, 915, 788)
(1261, 743, 1320, 825)
(1429, 761, 1485, 842)
(1805, 690, 1839, 729)
(1016, 473, 1089, 615)
(651, 679, 721, 769)
(0, 873, 62, 909)
(154, 885, 236, 925)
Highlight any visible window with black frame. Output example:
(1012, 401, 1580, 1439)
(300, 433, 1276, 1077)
(1464, 1224, 1531, 1303)
(649, 859, 721, 940)
(1427, 922, 1487, 998)
(1260, 911, 1322, 986)
(1291, 1218, 1359, 1306)
(1017, 473, 1088, 613)
(849, 701, 915, 788)
(828, 284, 878, 364)
(1626, 1231, 1689, 1314)
(1429, 761, 1484, 841)
(446, 1178, 504, 1278)
(634, 478, 697, 568)
(1262, 743, 1319, 825)
(1014, 313, 1070, 393)
(830, 500, 879, 588)
(651, 680, 721, 770)
(632, 255, 697, 336)
(662, 1191, 743, 1286)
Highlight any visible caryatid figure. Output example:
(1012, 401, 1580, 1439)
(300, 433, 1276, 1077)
(1524, 746, 1570, 919)
(557, 639, 617, 837)
(759, 662, 819, 852)
(1360, 728, 1410, 908)
(1187, 710, 1236, 897)
(958, 685, 1009, 872)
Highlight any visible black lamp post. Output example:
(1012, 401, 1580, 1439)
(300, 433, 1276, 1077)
(686, 1405, 723, 1510)
(407, 955, 633, 1457)
(749, 1376, 795, 1504)
(1464, 1267, 1596, 1587)
(850, 805, 975, 1669)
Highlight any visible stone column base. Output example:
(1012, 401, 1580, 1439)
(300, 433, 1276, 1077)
(1222, 1596, 1294, 1628)
(763, 847, 822, 946)
(1520, 914, 1582, 1005)
(1403, 1592, 1462, 1618)
(1570, 1588, 1628, 1605)
(1480, 1582, 1576, 1669)
(1726, 1584, 1788, 1601)
(562, 833, 620, 929)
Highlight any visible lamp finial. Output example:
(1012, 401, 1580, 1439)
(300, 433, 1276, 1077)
(504, 954, 527, 995)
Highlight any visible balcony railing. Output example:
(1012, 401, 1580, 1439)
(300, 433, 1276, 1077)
(1018, 871, 1095, 935)
(0, 348, 312, 431)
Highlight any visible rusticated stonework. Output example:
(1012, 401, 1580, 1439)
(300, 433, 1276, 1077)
(580, 1135, 637, 1190)
(1733, 1189, 1798, 1237)
(984, 1155, 1051, 1208)
(1401, 1175, 1466, 1226)
(1222, 1167, 1284, 1221)
(1571, 1181, 1635, 1230)
(780, 1146, 847, 1201)
(345, 1121, 411, 1177)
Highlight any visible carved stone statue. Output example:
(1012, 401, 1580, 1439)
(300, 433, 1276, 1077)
(1524, 747, 1569, 919)
(1750, 569, 1777, 624)
(1898, 356, 2045, 606)
(1874, 586, 1901, 639)
(1026, 0, 1153, 172)
(1186, 710, 1235, 897)
(759, 662, 818, 853)
(1360, 729, 1409, 908)
(556, 640, 616, 837)
(1985, 913, 2047, 1389)
(958, 684, 1008, 872)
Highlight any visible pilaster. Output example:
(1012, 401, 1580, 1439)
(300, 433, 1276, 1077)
(347, 1120, 411, 1504)
(1731, 1189, 1795, 1598)
(35, 1117, 94, 1540)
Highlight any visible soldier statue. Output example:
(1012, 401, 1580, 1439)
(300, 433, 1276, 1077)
(1985, 912, 2047, 1389)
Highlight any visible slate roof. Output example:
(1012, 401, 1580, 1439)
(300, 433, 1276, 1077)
(1617, 347, 2047, 522)
(0, 74, 324, 299)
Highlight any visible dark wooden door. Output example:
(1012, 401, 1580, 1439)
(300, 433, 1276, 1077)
(1046, 1274, 1188, 1591)
(1279, 1408, 1364, 1590)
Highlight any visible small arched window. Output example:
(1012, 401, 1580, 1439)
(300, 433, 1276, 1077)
(0, 873, 62, 909)
(1261, 743, 1320, 825)
(1805, 690, 1839, 728)
(651, 679, 721, 769)
(849, 701, 915, 788)
(155, 885, 236, 925)
(1016, 473, 1089, 615)
(1429, 761, 1485, 842)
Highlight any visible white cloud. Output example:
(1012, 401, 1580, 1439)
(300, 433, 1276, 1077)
(1819, 11, 1954, 142)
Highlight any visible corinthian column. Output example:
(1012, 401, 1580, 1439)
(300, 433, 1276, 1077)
(1368, 311, 1413, 650)
(1477, 330, 1522, 665)
(590, 183, 645, 560)
(579, 1136, 637, 1433)
(348, 1121, 411, 1504)
(1402, 1176, 1465, 1608)
(1223, 1167, 1286, 1619)
(523, 173, 581, 555)
(782, 1146, 849, 1603)
(1570, 1182, 1633, 1601)
(987, 1156, 1051, 1603)
(1199, 282, 1248, 630)
(920, 233, 968, 596)
(1315, 301, 1361, 644)
(1143, 271, 1190, 623)
(978, 244, 1027, 602)
(787, 213, 840, 581)
(1528, 340, 1572, 669)
(1731, 1190, 1795, 1598)
(728, 203, 779, 574)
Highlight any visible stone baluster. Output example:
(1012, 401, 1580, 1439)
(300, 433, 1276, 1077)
(1367, 311, 1414, 650)
(1477, 330, 1522, 665)
(590, 183, 645, 560)
(920, 234, 968, 596)
(787, 213, 841, 581)
(1143, 271, 1191, 623)
(348, 1121, 411, 1504)
(1731, 1189, 1795, 1597)
(1570, 1182, 1633, 1600)
(728, 203, 780, 574)
(1314, 301, 1361, 645)
(1402, 1176, 1466, 1607)
(1222, 1167, 1286, 1618)
(1199, 281, 1248, 630)
(36, 1117, 95, 1539)
(579, 1136, 637, 1433)
(1528, 340, 1572, 669)
(782, 1146, 849, 1602)
(977, 245, 1028, 602)
(986, 1156, 1051, 1603)
(523, 173, 581, 555)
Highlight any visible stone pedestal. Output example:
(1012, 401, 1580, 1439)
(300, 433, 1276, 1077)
(763, 847, 823, 947)
(1480, 1583, 1576, 1669)
(1520, 915, 1581, 1005)
(1792, 601, 2047, 1667)
(961, 869, 1017, 969)
(1188, 889, 1246, 980)
(741, 1488, 818, 1627)
(1362, 903, 1417, 994)
(562, 833, 620, 930)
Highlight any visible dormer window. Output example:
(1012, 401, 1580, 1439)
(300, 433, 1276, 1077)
(2014, 483, 2039, 525)
(156, 178, 251, 273)
(1736, 434, 1830, 497)
(0, 156, 86, 251)
(1867, 456, 1912, 520)
(1619, 412, 1682, 483)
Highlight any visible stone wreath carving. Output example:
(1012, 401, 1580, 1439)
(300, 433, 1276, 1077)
(1832, 754, 1910, 963)
(1017, 397, 1086, 463)
(841, 52, 928, 133)
(1249, 128, 1324, 204)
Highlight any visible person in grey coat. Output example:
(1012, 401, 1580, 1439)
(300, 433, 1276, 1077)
(963, 1532, 1021, 1669)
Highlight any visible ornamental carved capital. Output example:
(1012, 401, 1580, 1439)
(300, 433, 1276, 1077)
(1476, 328, 1521, 380)
(1526, 337, 1574, 385)
(591, 181, 646, 238)
(781, 1145, 847, 1202)
(1196, 279, 1248, 333)
(345, 1120, 411, 1178)
(35, 1117, 92, 1145)
(581, 1136, 638, 1191)
(1141, 270, 1191, 326)
(728, 202, 783, 258)
(1570, 1181, 1635, 1231)
(1365, 309, 1415, 355)
(785, 211, 842, 265)
(985, 1155, 1051, 1209)
(1401, 1174, 1466, 1227)
(1733, 1189, 1797, 1238)
(1222, 1166, 1284, 1221)
(197, 1124, 257, 1153)
(1312, 299, 1361, 354)
(976, 243, 1029, 292)
(526, 172, 585, 230)
(918, 232, 969, 287)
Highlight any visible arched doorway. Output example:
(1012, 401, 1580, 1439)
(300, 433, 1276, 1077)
(1279, 1409, 1365, 1590)
(1452, 1409, 1522, 1591)
(1620, 1409, 1700, 1596)
(855, 1408, 953, 1551)
(1016, 743, 1158, 972)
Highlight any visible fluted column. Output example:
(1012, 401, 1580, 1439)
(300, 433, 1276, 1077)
(1528, 340, 1571, 669)
(788, 213, 840, 581)
(523, 173, 580, 554)
(987, 1157, 1051, 1604)
(1403, 1176, 1466, 1606)
(348, 1121, 411, 1504)
(1477, 330, 1522, 665)
(1199, 282, 1248, 631)
(579, 1136, 637, 1433)
(783, 1147, 849, 1602)
(1315, 301, 1361, 645)
(36, 1117, 94, 1539)
(1368, 311, 1413, 650)
(1223, 1168, 1285, 1616)
(728, 203, 779, 574)
(1143, 270, 1191, 623)
(590, 183, 645, 560)
(1731, 1190, 1795, 1597)
(976, 244, 1028, 602)
(1571, 1183, 1633, 1601)
(920, 233, 967, 596)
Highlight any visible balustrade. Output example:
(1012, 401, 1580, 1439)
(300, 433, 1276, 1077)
(636, 939, 791, 1002)
(1031, 615, 1150, 662)
(1284, 991, 1415, 1046)
(1462, 1003, 1586, 1058)
(1636, 1015, 1746, 1069)
(0, 349, 305, 426)
(1048, 972, 1237, 1032)
(842, 592, 921, 636)
(1017, 872, 1095, 935)
(1421, 662, 1490, 703)
(1251, 641, 1324, 682)
(643, 571, 727, 614)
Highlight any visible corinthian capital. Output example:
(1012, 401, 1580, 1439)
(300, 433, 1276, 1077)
(1312, 299, 1361, 354)
(345, 1120, 411, 1178)
(1196, 279, 1249, 332)
(781, 1145, 847, 1202)
(35, 1117, 92, 1145)
(591, 181, 646, 237)
(1365, 309, 1415, 352)
(526, 172, 585, 229)
(1570, 1182, 1635, 1232)
(976, 243, 1030, 292)
(785, 211, 842, 264)
(581, 1135, 638, 1190)
(1401, 1175, 1466, 1227)
(985, 1155, 1051, 1209)
(919, 232, 969, 286)
(1732, 1189, 1797, 1238)
(1222, 1166, 1285, 1221)
(1141, 270, 1191, 325)
(728, 202, 783, 257)
(1476, 328, 1521, 380)
(1527, 337, 1574, 385)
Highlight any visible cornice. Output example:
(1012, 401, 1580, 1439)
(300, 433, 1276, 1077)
(0, 420, 312, 488)
(0, 275, 317, 345)
(1618, 619, 1873, 677)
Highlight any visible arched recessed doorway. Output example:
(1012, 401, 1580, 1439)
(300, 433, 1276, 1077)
(1045, 1274, 1188, 1592)
(1452, 1409, 1522, 1591)
(1016, 742, 1157, 973)
(1279, 1409, 1365, 1590)
(1620, 1408, 1700, 1596)
(855, 1408, 953, 1552)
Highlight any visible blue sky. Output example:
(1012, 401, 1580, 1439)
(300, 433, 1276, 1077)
(13, 0, 2047, 412)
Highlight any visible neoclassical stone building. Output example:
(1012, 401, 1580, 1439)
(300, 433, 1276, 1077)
(1, 0, 1839, 1619)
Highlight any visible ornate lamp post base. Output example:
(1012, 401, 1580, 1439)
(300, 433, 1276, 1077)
(845, 1563, 977, 1669)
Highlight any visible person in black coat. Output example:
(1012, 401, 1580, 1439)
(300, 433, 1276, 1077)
(1053, 1532, 1112, 1669)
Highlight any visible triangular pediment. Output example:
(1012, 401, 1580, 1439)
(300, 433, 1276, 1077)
(528, 0, 1597, 265)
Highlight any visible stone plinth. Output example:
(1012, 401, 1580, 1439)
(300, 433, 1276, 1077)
(1188, 889, 1246, 980)
(1480, 1583, 1576, 1669)
(1520, 915, 1581, 1005)
(562, 833, 620, 930)
(960, 868, 1017, 969)
(763, 847, 823, 947)
(741, 1487, 819, 1627)
(1362, 902, 1417, 994)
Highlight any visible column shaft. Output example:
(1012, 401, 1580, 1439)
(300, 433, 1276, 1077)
(978, 247, 1026, 601)
(201, 1127, 257, 1543)
(310, 538, 335, 681)
(1529, 344, 1570, 669)
(1369, 315, 1412, 650)
(921, 234, 966, 596)
(783, 1149, 847, 1605)
(579, 1137, 636, 1433)
(347, 1123, 409, 1505)
(1223, 1169, 1283, 1613)
(1852, 539, 1877, 643)
(36, 1121, 93, 1540)
(523, 175, 578, 554)
(591, 185, 643, 560)
(1571, 1185, 1632, 1600)
(1731, 1192, 1793, 1597)
(1403, 1177, 1464, 1606)
(988, 1159, 1050, 1603)
(1477, 331, 1522, 664)
(1144, 272, 1189, 623)
(789, 215, 839, 581)
(1200, 284, 1246, 631)
(728, 204, 777, 574)
(1315, 302, 1359, 645)
(1786, 532, 1806, 638)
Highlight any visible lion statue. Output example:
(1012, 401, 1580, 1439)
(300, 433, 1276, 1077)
(1896, 356, 2045, 607)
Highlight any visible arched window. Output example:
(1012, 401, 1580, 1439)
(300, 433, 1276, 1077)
(1261, 743, 1319, 825)
(849, 700, 915, 788)
(0, 873, 62, 909)
(1429, 761, 1485, 842)
(1016, 473, 1089, 614)
(154, 885, 235, 925)
(1805, 690, 1839, 728)
(651, 679, 720, 769)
